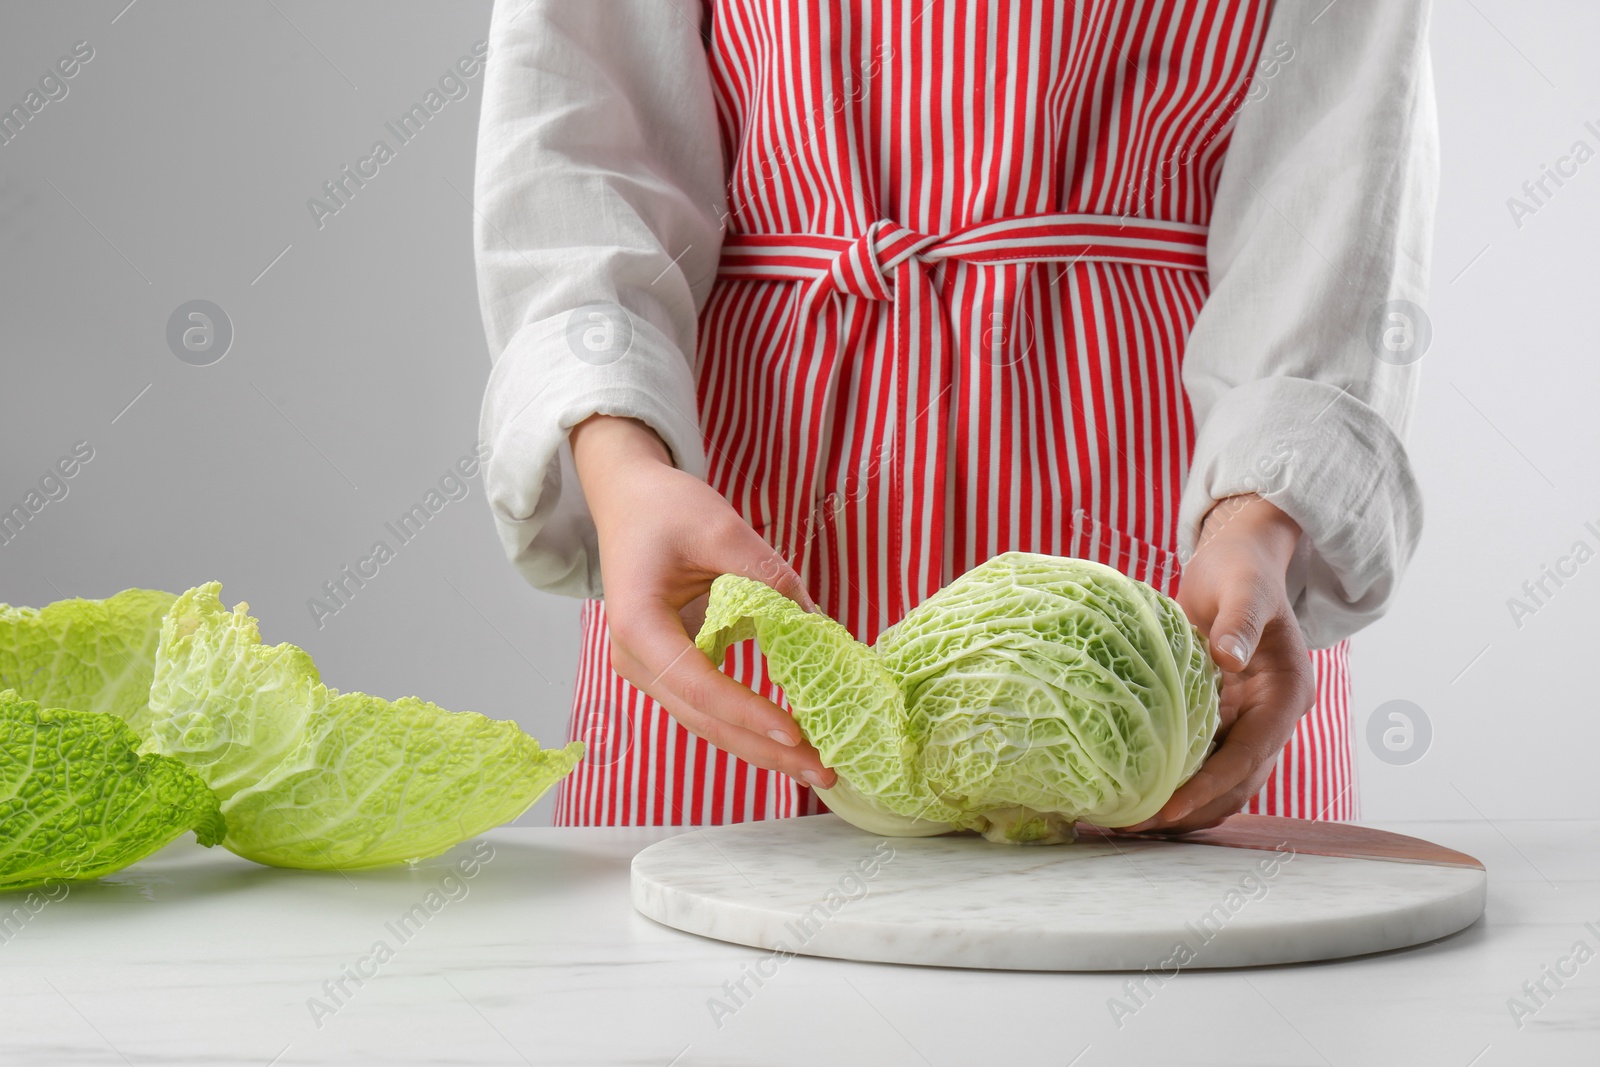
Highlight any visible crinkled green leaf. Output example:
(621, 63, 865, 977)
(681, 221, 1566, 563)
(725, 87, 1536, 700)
(695, 552, 1220, 843)
(146, 583, 583, 869)
(696, 578, 967, 835)
(0, 588, 177, 738)
(0, 690, 225, 892)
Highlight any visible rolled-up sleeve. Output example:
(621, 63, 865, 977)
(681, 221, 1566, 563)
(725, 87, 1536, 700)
(473, 0, 725, 599)
(1178, 0, 1440, 648)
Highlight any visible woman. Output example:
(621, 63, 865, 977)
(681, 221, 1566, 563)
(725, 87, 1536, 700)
(472, 0, 1436, 833)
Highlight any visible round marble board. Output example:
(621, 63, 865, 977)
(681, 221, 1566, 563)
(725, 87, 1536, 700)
(630, 814, 1486, 971)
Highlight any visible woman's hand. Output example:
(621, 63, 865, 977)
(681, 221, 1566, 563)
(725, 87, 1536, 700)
(570, 414, 837, 790)
(1121, 494, 1317, 834)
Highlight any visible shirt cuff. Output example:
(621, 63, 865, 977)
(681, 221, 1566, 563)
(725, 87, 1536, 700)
(477, 305, 706, 599)
(1177, 376, 1424, 649)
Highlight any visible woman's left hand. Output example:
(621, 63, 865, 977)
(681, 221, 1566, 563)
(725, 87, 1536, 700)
(1120, 494, 1317, 834)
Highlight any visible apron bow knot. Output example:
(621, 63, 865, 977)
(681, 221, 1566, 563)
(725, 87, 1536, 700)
(818, 219, 942, 302)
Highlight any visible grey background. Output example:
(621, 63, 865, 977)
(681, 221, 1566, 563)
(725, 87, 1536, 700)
(1, 1, 1595, 825)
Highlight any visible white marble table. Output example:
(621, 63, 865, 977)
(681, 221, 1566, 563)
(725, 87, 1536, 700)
(0, 820, 1594, 1066)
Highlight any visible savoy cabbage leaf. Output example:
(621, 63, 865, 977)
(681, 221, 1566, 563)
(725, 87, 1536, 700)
(0, 689, 224, 892)
(146, 583, 583, 869)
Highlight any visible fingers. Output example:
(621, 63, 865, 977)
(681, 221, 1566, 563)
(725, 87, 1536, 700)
(1121, 721, 1274, 833)
(1129, 721, 1281, 833)
(665, 697, 834, 789)
(609, 595, 837, 787)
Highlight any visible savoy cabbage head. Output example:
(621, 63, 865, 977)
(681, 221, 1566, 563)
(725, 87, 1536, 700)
(695, 551, 1220, 843)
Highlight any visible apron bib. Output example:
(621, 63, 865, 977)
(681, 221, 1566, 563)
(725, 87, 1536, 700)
(555, 0, 1357, 827)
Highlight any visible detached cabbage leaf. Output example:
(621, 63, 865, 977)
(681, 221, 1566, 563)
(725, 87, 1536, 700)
(146, 583, 583, 869)
(695, 551, 1220, 844)
(0, 588, 177, 737)
(0, 690, 224, 892)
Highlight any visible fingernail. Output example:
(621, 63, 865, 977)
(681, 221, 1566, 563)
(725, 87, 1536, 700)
(800, 769, 826, 789)
(768, 730, 798, 747)
(1224, 638, 1249, 666)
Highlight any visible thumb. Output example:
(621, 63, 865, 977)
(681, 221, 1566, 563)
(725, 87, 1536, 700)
(725, 528, 819, 614)
(1207, 581, 1270, 671)
(764, 563, 819, 614)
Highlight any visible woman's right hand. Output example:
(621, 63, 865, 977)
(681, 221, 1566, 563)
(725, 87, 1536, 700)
(569, 413, 838, 790)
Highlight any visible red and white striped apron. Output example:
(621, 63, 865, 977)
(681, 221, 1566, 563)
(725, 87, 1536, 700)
(554, 0, 1358, 827)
